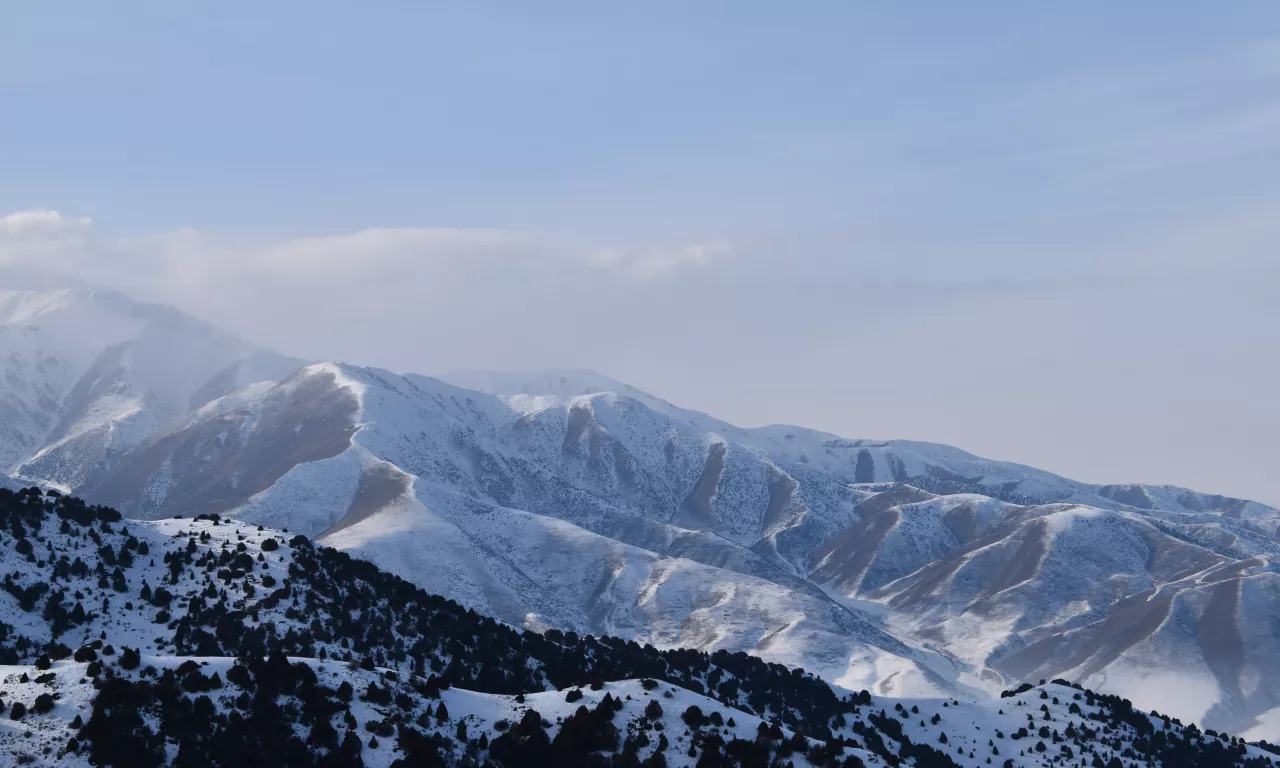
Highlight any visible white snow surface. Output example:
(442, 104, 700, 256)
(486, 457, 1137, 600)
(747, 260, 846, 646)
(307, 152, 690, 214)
(0, 505, 1268, 767)
(0, 288, 302, 487)
(4, 290, 1280, 741)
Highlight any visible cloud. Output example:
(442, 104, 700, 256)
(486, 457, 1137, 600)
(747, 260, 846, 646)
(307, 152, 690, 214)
(258, 228, 527, 272)
(91, 220, 729, 291)
(588, 241, 733, 282)
(0, 210, 737, 367)
(113, 225, 557, 295)
(0, 210, 95, 266)
(0, 209, 92, 237)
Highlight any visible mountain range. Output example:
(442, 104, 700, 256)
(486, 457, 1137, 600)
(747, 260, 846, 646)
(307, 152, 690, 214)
(3, 286, 1279, 742)
(2, 486, 1268, 768)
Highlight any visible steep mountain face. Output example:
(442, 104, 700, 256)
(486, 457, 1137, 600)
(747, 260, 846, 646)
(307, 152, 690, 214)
(0, 289, 302, 489)
(76, 364, 953, 700)
(3, 289, 1280, 741)
(437, 371, 1280, 526)
(0, 487, 878, 768)
(869, 503, 1280, 735)
(0, 487, 1275, 768)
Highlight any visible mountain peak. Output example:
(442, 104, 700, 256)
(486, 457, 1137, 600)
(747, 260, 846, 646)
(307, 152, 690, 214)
(4, 296, 1280, 740)
(435, 367, 725, 429)
(437, 368, 641, 398)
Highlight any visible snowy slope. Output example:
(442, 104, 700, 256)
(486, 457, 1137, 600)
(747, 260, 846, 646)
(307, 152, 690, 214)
(66, 361, 1280, 734)
(866, 502, 1280, 736)
(0, 487, 864, 767)
(75, 364, 963, 699)
(0, 660, 851, 768)
(0, 487, 1273, 768)
(445, 370, 1278, 525)
(843, 682, 1280, 768)
(0, 289, 303, 489)
(4, 292, 1280, 742)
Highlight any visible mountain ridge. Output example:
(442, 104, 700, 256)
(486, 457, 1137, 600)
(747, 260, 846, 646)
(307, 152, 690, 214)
(2, 288, 1279, 739)
(0, 485, 1275, 768)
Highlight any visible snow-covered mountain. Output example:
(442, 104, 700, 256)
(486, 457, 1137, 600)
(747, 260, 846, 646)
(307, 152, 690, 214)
(0, 486, 1274, 768)
(0, 288, 302, 489)
(0, 487, 877, 767)
(3, 288, 1279, 742)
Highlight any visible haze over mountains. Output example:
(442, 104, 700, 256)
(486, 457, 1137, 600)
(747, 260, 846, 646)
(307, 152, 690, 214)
(4, 286, 1280, 740)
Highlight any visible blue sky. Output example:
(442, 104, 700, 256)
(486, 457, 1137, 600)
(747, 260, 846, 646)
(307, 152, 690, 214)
(6, 3, 1279, 247)
(2, 3, 1279, 503)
